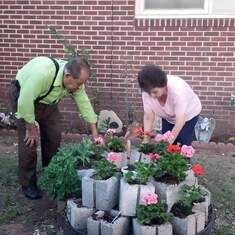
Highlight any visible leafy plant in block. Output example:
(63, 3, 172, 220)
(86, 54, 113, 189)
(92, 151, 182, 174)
(39, 151, 81, 200)
(94, 159, 118, 180)
(171, 185, 206, 218)
(124, 162, 152, 185)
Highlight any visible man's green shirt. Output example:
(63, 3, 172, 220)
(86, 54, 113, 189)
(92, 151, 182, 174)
(15, 56, 97, 124)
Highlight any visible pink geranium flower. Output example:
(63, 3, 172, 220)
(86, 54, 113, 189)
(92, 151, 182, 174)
(106, 128, 116, 135)
(155, 131, 174, 143)
(142, 193, 158, 206)
(146, 153, 160, 161)
(106, 152, 120, 162)
(94, 136, 105, 145)
(181, 145, 195, 158)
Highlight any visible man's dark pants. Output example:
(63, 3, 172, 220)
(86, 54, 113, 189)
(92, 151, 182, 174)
(9, 81, 61, 187)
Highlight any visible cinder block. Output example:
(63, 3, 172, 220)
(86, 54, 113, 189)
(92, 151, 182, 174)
(172, 214, 196, 235)
(67, 199, 94, 231)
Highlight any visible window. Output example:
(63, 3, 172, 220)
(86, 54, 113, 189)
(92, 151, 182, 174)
(136, 0, 235, 18)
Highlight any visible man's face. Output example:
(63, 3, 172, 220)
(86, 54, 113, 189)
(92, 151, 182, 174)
(150, 86, 167, 99)
(63, 68, 89, 92)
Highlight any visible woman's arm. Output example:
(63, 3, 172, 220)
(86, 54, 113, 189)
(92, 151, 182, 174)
(143, 111, 155, 143)
(170, 114, 186, 144)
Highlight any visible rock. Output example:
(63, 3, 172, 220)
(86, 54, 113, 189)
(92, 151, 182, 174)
(97, 110, 123, 133)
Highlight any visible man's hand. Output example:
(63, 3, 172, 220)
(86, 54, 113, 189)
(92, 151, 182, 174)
(24, 123, 38, 148)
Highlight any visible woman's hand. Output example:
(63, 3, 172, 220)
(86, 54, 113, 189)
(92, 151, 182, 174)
(143, 111, 155, 134)
(170, 114, 186, 144)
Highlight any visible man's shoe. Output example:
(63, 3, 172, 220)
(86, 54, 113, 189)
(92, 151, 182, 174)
(22, 186, 42, 200)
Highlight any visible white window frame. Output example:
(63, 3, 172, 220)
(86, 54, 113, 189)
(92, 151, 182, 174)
(135, 0, 234, 18)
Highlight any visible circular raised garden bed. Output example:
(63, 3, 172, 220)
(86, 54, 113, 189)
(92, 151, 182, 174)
(57, 205, 215, 235)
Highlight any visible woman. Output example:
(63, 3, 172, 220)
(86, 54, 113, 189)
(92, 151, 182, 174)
(138, 64, 201, 145)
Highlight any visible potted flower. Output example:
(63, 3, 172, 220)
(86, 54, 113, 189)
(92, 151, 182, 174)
(82, 156, 120, 211)
(151, 142, 197, 211)
(119, 162, 155, 216)
(106, 133, 127, 168)
(191, 164, 210, 223)
(87, 210, 130, 235)
(133, 193, 173, 235)
(171, 184, 207, 235)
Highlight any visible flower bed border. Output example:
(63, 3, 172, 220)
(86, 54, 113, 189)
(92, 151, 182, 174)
(57, 204, 215, 235)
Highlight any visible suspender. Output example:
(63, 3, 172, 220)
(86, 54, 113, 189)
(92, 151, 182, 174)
(35, 57, 60, 103)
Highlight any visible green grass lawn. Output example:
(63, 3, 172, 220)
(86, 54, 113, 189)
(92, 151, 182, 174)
(193, 152, 235, 235)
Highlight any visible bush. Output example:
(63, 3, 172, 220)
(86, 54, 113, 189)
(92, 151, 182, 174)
(39, 151, 81, 200)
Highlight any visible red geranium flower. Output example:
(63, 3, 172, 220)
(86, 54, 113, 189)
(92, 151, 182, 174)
(134, 128, 144, 137)
(192, 164, 205, 176)
(143, 131, 153, 137)
(167, 144, 181, 153)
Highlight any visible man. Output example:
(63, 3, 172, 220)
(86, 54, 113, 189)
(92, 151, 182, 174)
(9, 56, 98, 200)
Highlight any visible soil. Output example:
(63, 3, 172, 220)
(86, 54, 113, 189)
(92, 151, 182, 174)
(171, 202, 194, 218)
(92, 211, 115, 223)
(73, 198, 82, 207)
(154, 174, 181, 185)
(102, 213, 115, 223)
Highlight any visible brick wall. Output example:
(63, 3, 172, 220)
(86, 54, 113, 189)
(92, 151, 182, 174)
(1, 0, 235, 136)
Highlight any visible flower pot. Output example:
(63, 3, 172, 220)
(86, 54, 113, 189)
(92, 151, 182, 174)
(82, 174, 119, 210)
(152, 170, 197, 212)
(119, 178, 155, 216)
(87, 210, 130, 235)
(191, 185, 211, 224)
(87, 211, 104, 235)
(172, 214, 196, 235)
(192, 210, 206, 234)
(133, 218, 173, 235)
(77, 168, 95, 178)
(66, 198, 94, 231)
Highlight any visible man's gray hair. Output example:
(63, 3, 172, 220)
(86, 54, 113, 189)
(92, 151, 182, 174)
(64, 57, 90, 79)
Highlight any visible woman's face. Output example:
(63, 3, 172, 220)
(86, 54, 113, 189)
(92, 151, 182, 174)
(150, 86, 167, 99)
